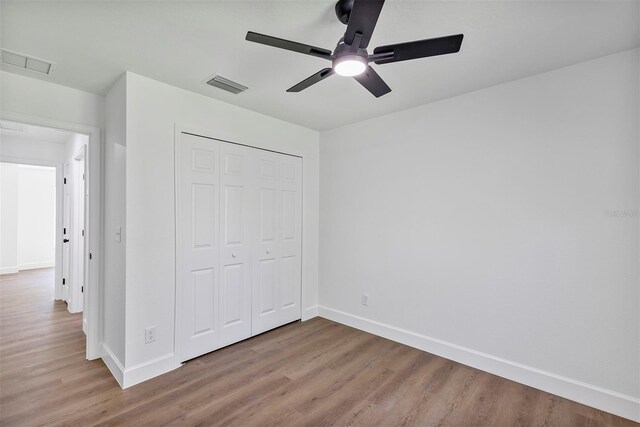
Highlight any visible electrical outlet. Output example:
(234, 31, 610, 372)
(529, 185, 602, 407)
(362, 294, 369, 306)
(145, 327, 156, 344)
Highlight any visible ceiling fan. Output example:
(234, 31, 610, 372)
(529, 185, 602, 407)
(245, 0, 463, 98)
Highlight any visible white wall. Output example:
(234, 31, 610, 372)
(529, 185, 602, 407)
(0, 163, 19, 274)
(17, 165, 57, 269)
(0, 163, 56, 273)
(1, 71, 104, 128)
(319, 49, 639, 420)
(0, 134, 68, 165)
(118, 72, 319, 385)
(103, 74, 127, 370)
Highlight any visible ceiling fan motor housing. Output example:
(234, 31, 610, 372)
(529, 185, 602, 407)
(333, 39, 367, 59)
(335, 0, 355, 25)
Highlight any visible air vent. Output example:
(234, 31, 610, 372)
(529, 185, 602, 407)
(205, 75, 248, 94)
(1, 49, 56, 75)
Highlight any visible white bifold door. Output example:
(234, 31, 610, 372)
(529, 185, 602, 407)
(178, 133, 302, 362)
(218, 141, 253, 347)
(251, 149, 303, 335)
(178, 134, 221, 361)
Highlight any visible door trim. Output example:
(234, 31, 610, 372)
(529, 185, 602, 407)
(0, 111, 102, 361)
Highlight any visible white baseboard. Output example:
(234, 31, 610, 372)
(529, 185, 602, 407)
(0, 262, 54, 275)
(67, 301, 81, 314)
(302, 305, 319, 321)
(101, 343, 125, 388)
(122, 353, 181, 389)
(0, 266, 19, 275)
(318, 305, 640, 423)
(102, 345, 181, 389)
(18, 261, 55, 270)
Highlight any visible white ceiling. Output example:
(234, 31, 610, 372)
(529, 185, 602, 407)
(0, 120, 73, 144)
(1, 1, 638, 131)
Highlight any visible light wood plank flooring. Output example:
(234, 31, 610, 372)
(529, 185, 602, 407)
(0, 268, 636, 426)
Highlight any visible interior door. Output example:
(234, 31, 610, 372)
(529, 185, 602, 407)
(75, 147, 86, 324)
(75, 149, 85, 314)
(251, 150, 280, 334)
(62, 163, 71, 303)
(251, 152, 303, 335)
(277, 155, 303, 326)
(178, 133, 220, 361)
(218, 142, 253, 346)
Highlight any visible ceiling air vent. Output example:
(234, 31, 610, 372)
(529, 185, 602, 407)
(1, 49, 56, 75)
(205, 75, 248, 94)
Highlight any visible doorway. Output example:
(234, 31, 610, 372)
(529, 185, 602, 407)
(0, 163, 56, 275)
(0, 118, 101, 360)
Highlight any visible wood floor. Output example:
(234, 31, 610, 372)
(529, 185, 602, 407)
(0, 269, 636, 426)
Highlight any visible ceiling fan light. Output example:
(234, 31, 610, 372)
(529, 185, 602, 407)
(333, 55, 367, 76)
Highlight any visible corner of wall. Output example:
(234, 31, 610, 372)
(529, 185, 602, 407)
(302, 305, 319, 321)
(101, 343, 125, 388)
(103, 71, 128, 368)
(121, 354, 181, 389)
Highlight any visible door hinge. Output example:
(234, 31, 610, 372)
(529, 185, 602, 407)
(82, 173, 85, 181)
(63, 227, 66, 234)
(81, 286, 84, 293)
(64, 178, 67, 184)
(89, 253, 92, 260)
(82, 230, 84, 237)
(63, 278, 66, 285)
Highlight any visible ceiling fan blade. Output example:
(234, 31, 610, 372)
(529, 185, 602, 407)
(373, 34, 464, 65)
(343, 0, 385, 49)
(353, 66, 391, 98)
(287, 68, 335, 92)
(246, 31, 333, 60)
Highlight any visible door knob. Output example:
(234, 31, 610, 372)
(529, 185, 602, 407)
(266, 250, 271, 255)
(63, 239, 69, 243)
(231, 253, 237, 258)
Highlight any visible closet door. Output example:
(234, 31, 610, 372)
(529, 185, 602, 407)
(277, 155, 303, 326)
(219, 143, 253, 346)
(178, 133, 220, 361)
(252, 151, 302, 335)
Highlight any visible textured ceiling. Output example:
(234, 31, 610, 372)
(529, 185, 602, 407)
(1, 1, 639, 130)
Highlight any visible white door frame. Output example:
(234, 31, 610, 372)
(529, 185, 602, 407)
(70, 145, 86, 315)
(62, 161, 71, 302)
(174, 124, 304, 362)
(0, 111, 102, 361)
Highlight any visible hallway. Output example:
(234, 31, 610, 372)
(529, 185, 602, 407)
(0, 268, 109, 425)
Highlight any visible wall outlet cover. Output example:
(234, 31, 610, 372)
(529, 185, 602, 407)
(144, 327, 156, 344)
